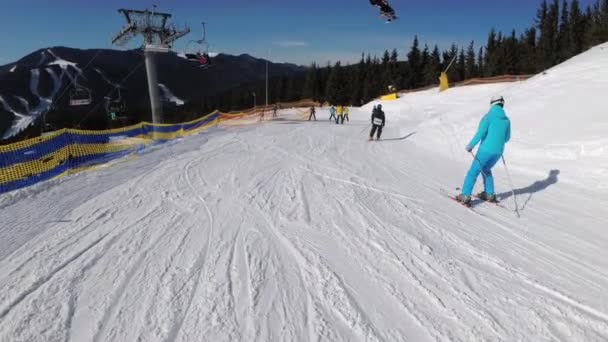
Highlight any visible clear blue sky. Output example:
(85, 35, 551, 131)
(0, 0, 598, 66)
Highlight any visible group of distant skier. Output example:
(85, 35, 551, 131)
(308, 103, 385, 139)
(320, 105, 351, 124)
(305, 94, 510, 208)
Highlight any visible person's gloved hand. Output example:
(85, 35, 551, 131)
(465, 145, 473, 152)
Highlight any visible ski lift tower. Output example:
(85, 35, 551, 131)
(111, 6, 189, 125)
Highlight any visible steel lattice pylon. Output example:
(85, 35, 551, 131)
(111, 7, 190, 126)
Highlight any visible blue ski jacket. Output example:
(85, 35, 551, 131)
(467, 104, 511, 155)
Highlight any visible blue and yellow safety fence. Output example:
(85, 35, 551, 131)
(0, 111, 220, 195)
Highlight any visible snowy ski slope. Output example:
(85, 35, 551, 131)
(1, 43, 607, 341)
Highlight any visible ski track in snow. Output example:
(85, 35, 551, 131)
(1, 43, 608, 341)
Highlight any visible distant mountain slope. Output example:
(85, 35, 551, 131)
(0, 47, 306, 140)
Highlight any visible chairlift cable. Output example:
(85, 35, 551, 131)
(76, 60, 145, 128)
(52, 48, 105, 107)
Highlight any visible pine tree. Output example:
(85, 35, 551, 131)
(362, 55, 374, 102)
(407, 36, 422, 88)
(389, 48, 402, 90)
(316, 64, 329, 103)
(456, 48, 466, 81)
(545, 0, 559, 66)
(602, 0, 608, 42)
(303, 63, 318, 100)
(536, 0, 550, 70)
(477, 47, 484, 77)
(520, 28, 538, 74)
(484, 29, 498, 76)
(319, 63, 332, 103)
(371, 56, 384, 97)
(600, 0, 608, 42)
(493, 32, 506, 75)
(423, 45, 441, 85)
(465, 41, 476, 79)
(503, 30, 520, 74)
(557, 0, 572, 62)
(570, 0, 587, 54)
(421, 44, 430, 84)
(587, 0, 608, 46)
(325, 61, 348, 105)
(350, 54, 365, 105)
(285, 76, 299, 102)
(273, 76, 285, 104)
(381, 50, 392, 91)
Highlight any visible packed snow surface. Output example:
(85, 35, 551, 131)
(1, 43, 607, 341)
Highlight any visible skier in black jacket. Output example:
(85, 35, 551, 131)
(369, 104, 385, 140)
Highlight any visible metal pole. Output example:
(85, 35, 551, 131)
(265, 59, 268, 109)
(265, 49, 270, 116)
(112, 7, 189, 128)
(444, 54, 458, 73)
(144, 49, 162, 125)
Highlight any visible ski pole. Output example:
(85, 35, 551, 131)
(501, 156, 521, 218)
(360, 123, 371, 134)
(469, 152, 519, 218)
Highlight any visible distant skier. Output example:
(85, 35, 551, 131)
(343, 106, 350, 122)
(273, 103, 278, 118)
(456, 96, 511, 206)
(308, 106, 317, 121)
(369, 104, 385, 140)
(336, 106, 344, 124)
(329, 105, 337, 121)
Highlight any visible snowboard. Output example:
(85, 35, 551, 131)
(381, 14, 398, 22)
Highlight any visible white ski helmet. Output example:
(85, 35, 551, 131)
(490, 95, 505, 106)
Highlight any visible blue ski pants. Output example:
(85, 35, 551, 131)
(462, 150, 502, 196)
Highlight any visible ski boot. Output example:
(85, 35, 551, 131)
(455, 194, 472, 207)
(475, 192, 498, 203)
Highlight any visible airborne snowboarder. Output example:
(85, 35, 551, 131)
(369, 0, 397, 22)
(369, 104, 385, 140)
(456, 96, 511, 207)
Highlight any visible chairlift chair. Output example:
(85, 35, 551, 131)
(184, 22, 212, 67)
(104, 87, 127, 121)
(69, 87, 92, 106)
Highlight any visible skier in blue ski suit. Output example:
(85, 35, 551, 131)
(329, 106, 337, 121)
(457, 96, 511, 205)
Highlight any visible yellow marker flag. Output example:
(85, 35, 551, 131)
(380, 93, 398, 101)
(439, 72, 449, 92)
